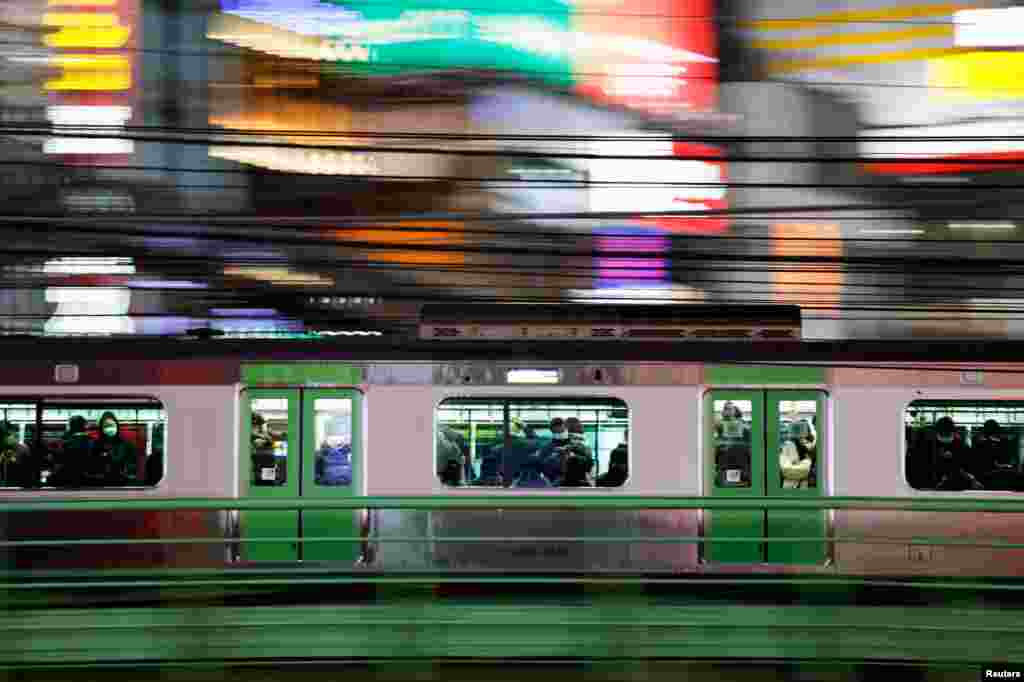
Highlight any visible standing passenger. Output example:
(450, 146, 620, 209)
(561, 417, 594, 487)
(53, 415, 90, 487)
(89, 412, 137, 486)
(0, 421, 33, 487)
(316, 416, 353, 486)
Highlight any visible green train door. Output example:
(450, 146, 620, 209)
(704, 390, 828, 565)
(240, 389, 361, 563)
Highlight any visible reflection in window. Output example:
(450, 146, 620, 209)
(906, 400, 1024, 492)
(313, 398, 352, 487)
(0, 399, 165, 488)
(778, 400, 818, 489)
(251, 398, 288, 486)
(713, 399, 752, 487)
(436, 397, 629, 488)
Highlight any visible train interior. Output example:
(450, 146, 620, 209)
(905, 400, 1024, 491)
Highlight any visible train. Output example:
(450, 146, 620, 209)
(0, 304, 1023, 577)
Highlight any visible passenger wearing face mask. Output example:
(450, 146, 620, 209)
(315, 416, 352, 486)
(539, 417, 568, 486)
(89, 412, 137, 486)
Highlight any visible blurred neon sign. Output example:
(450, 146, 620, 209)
(44, 0, 137, 164)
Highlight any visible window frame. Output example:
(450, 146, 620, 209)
(434, 394, 631, 491)
(0, 394, 167, 491)
(903, 398, 1024, 494)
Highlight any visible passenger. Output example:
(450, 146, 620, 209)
(146, 422, 164, 486)
(513, 454, 552, 488)
(596, 431, 628, 487)
(251, 413, 273, 450)
(0, 421, 34, 488)
(497, 418, 539, 487)
(315, 416, 352, 486)
(717, 402, 748, 442)
(52, 415, 90, 487)
(779, 420, 817, 489)
(477, 453, 503, 487)
(250, 413, 282, 486)
(560, 417, 594, 487)
(932, 416, 982, 491)
(87, 411, 138, 486)
(437, 426, 464, 486)
(539, 417, 567, 485)
(971, 419, 1009, 478)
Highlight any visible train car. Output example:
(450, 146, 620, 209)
(0, 304, 1022, 577)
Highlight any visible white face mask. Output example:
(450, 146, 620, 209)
(552, 432, 567, 441)
(103, 425, 117, 438)
(326, 436, 346, 448)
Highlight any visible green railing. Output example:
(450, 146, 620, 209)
(1, 497, 1024, 666)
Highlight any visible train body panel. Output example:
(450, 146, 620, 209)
(0, 354, 1020, 576)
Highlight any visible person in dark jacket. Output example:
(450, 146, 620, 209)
(931, 416, 982, 491)
(87, 411, 137, 486)
(0, 421, 34, 488)
(315, 416, 353, 486)
(52, 415, 90, 487)
(560, 417, 594, 487)
(597, 432, 628, 487)
(513, 454, 553, 488)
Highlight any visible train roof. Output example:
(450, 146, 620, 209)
(0, 336, 1021, 364)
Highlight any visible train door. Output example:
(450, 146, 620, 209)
(703, 390, 828, 565)
(240, 389, 361, 563)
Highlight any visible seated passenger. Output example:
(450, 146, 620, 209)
(316, 416, 352, 486)
(250, 413, 282, 486)
(0, 421, 34, 488)
(87, 412, 137, 486)
(51, 415, 91, 487)
(779, 420, 817, 489)
(596, 435, 628, 487)
(513, 454, 552, 488)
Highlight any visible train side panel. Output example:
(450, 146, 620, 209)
(0, 385, 238, 569)
(365, 383, 702, 571)
(833, 380, 1024, 577)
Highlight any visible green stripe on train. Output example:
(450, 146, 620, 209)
(241, 364, 363, 386)
(706, 365, 826, 385)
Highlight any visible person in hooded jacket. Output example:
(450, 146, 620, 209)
(88, 412, 137, 486)
(559, 417, 594, 487)
(436, 426, 464, 486)
(539, 417, 568, 486)
(315, 416, 353, 486)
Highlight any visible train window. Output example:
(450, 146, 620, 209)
(436, 397, 629, 488)
(313, 398, 352, 487)
(778, 400, 819, 490)
(0, 398, 165, 489)
(712, 399, 752, 488)
(906, 400, 1024, 492)
(250, 398, 289, 487)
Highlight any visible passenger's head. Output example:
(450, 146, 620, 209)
(549, 417, 566, 441)
(789, 420, 816, 443)
(722, 402, 738, 420)
(935, 417, 956, 445)
(508, 418, 527, 439)
(565, 417, 584, 435)
(252, 413, 265, 430)
(68, 415, 87, 434)
(99, 412, 119, 439)
(323, 416, 349, 448)
(983, 419, 1002, 438)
